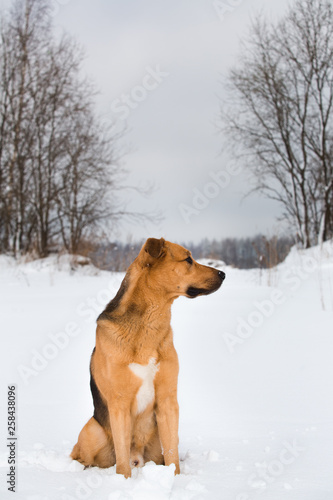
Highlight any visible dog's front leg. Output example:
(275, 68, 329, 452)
(109, 407, 132, 478)
(155, 393, 180, 474)
(155, 358, 180, 475)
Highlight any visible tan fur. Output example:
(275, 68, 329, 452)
(71, 238, 224, 477)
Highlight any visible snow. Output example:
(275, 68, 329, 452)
(0, 242, 333, 499)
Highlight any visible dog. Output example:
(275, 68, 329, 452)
(71, 238, 225, 477)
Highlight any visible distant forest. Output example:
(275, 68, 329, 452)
(89, 234, 295, 271)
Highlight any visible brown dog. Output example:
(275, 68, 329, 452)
(71, 238, 225, 477)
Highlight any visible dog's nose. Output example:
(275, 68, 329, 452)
(218, 270, 226, 281)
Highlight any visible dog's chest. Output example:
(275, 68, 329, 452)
(128, 357, 159, 414)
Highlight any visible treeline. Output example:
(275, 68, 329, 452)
(0, 0, 120, 257)
(222, 0, 333, 248)
(90, 234, 294, 271)
(191, 235, 294, 269)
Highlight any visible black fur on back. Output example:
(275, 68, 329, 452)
(90, 348, 110, 430)
(97, 274, 130, 321)
(92, 274, 131, 428)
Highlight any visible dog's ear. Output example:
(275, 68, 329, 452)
(145, 238, 165, 259)
(139, 238, 165, 267)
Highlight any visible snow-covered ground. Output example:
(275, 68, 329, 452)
(0, 243, 333, 500)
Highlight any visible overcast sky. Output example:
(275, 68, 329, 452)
(1, 0, 292, 243)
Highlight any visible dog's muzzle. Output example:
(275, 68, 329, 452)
(186, 270, 225, 298)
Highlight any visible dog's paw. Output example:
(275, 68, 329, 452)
(116, 464, 132, 478)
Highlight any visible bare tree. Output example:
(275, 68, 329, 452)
(0, 0, 127, 256)
(56, 107, 121, 254)
(221, 0, 333, 247)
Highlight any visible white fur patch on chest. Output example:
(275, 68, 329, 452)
(129, 357, 159, 414)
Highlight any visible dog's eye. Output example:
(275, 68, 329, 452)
(185, 256, 193, 265)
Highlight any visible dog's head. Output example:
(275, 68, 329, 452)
(135, 237, 225, 299)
